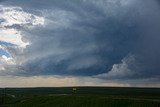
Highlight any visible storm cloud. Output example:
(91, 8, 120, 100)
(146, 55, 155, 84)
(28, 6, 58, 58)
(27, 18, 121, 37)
(0, 0, 160, 84)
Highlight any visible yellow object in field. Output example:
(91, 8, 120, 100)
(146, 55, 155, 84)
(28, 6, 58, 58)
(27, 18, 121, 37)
(72, 88, 77, 91)
(72, 88, 77, 94)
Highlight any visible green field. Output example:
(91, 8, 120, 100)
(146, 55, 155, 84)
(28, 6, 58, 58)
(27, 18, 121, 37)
(0, 87, 160, 107)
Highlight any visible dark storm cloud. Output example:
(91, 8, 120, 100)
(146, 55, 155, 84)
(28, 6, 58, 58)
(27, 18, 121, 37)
(0, 0, 6, 3)
(1, 0, 160, 80)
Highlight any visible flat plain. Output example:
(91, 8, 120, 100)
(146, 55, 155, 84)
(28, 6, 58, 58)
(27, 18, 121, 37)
(0, 87, 160, 107)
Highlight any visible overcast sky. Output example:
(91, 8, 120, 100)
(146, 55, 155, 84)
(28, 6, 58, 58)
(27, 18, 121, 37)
(0, 0, 160, 87)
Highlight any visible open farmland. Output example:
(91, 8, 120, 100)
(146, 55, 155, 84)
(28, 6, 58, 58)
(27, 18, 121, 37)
(0, 87, 160, 107)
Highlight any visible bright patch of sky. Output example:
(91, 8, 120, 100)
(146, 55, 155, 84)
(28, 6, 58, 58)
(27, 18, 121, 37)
(0, 49, 10, 57)
(0, 4, 45, 72)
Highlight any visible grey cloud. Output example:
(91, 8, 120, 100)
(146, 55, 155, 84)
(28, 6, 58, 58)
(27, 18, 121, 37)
(1, 0, 160, 81)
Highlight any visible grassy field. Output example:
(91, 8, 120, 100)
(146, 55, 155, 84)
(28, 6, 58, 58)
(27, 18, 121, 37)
(0, 87, 160, 107)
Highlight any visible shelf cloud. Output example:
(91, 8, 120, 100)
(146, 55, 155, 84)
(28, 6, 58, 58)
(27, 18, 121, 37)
(0, 0, 160, 87)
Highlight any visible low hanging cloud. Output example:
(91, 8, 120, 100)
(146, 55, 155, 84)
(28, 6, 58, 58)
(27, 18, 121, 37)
(0, 0, 160, 83)
(96, 54, 136, 79)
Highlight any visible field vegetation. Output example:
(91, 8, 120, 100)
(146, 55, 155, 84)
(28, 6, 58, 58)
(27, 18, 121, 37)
(0, 87, 160, 107)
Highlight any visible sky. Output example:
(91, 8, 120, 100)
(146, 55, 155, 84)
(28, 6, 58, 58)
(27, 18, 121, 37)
(0, 0, 160, 87)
